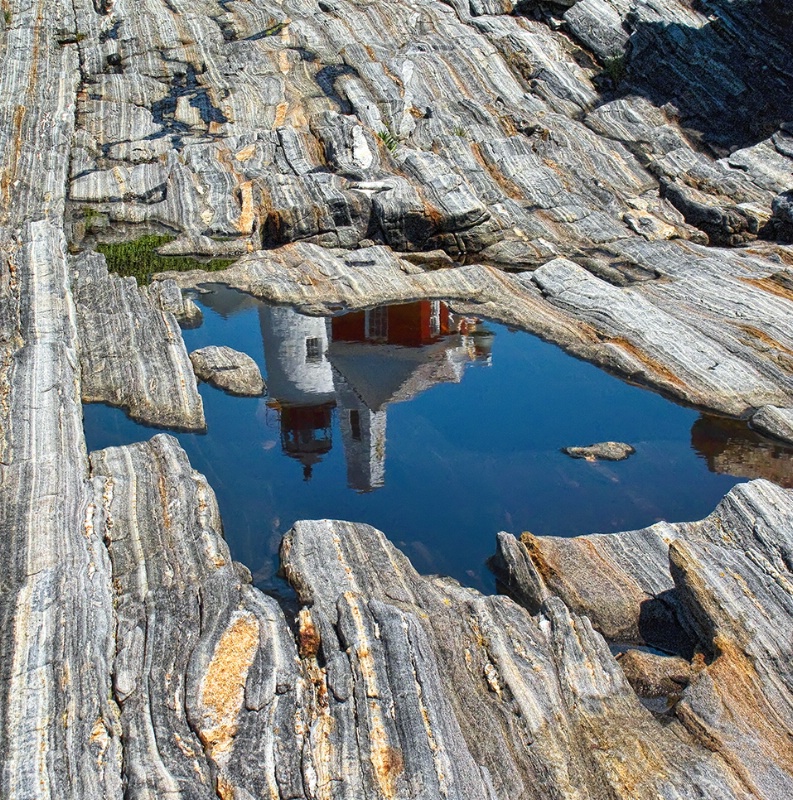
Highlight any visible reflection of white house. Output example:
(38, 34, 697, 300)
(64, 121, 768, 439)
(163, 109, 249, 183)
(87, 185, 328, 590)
(258, 306, 336, 480)
(259, 300, 494, 488)
(259, 306, 335, 405)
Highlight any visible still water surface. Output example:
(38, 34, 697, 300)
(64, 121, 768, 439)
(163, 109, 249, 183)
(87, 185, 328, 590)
(83, 285, 792, 594)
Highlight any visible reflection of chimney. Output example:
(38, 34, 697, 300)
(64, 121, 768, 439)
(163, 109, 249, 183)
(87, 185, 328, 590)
(334, 371, 386, 492)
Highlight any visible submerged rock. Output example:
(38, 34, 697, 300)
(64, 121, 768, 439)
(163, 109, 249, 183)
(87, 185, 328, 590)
(562, 441, 636, 460)
(189, 346, 265, 397)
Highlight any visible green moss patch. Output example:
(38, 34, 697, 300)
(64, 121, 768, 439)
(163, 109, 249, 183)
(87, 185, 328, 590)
(96, 235, 236, 285)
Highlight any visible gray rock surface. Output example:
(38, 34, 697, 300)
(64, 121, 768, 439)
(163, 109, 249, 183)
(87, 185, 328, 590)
(89, 435, 307, 799)
(281, 517, 749, 800)
(494, 480, 793, 798)
(162, 240, 793, 423)
(71, 251, 205, 431)
(562, 441, 636, 460)
(751, 404, 793, 444)
(146, 278, 203, 328)
(2, 0, 793, 796)
(0, 3, 122, 795)
(190, 345, 265, 396)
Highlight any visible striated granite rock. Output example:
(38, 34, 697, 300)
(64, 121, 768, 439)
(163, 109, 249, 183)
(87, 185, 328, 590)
(146, 278, 203, 328)
(89, 435, 308, 800)
(2, 0, 793, 796)
(751, 404, 793, 444)
(494, 480, 793, 798)
(71, 251, 205, 431)
(281, 516, 750, 799)
(162, 239, 793, 427)
(0, 2, 123, 795)
(190, 345, 266, 396)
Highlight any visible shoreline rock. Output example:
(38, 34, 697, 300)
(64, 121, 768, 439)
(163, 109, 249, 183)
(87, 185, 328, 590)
(1, 0, 793, 795)
(189, 345, 266, 397)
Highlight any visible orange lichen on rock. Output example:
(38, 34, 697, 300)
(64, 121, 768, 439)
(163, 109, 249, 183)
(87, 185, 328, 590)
(197, 612, 260, 762)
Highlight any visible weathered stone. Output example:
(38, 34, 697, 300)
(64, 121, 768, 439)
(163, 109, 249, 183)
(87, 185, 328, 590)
(3, 0, 793, 796)
(751, 405, 793, 445)
(89, 435, 308, 800)
(145, 278, 203, 329)
(562, 441, 636, 460)
(71, 251, 205, 431)
(282, 517, 751, 799)
(616, 649, 694, 699)
(163, 241, 793, 421)
(190, 345, 265, 397)
(495, 480, 793, 798)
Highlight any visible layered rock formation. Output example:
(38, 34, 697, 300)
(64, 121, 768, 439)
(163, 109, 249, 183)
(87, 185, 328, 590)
(1, 0, 793, 797)
(83, 433, 792, 799)
(72, 251, 206, 429)
(65, 0, 793, 436)
(493, 479, 793, 799)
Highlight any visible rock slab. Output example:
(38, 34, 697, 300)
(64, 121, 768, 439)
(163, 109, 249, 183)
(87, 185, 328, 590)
(190, 345, 265, 396)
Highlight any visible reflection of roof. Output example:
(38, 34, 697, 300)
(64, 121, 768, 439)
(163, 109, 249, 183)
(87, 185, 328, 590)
(196, 283, 261, 317)
(327, 338, 467, 411)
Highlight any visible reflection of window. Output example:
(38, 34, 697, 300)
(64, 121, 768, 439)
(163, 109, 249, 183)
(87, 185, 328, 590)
(430, 300, 441, 337)
(365, 306, 388, 341)
(350, 409, 361, 441)
(305, 337, 322, 362)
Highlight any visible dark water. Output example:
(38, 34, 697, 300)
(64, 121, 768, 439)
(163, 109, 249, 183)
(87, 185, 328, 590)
(82, 285, 793, 594)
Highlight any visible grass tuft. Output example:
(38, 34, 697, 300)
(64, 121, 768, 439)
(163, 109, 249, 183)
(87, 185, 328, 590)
(96, 235, 236, 285)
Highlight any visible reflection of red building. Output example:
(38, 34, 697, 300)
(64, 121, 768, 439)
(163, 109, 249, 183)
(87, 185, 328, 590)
(331, 301, 450, 347)
(260, 300, 492, 486)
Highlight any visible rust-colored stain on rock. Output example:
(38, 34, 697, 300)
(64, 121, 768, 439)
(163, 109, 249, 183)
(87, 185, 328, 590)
(198, 613, 260, 761)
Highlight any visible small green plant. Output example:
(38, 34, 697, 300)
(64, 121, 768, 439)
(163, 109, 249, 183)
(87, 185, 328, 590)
(453, 125, 468, 138)
(377, 129, 399, 154)
(263, 20, 288, 37)
(96, 235, 236, 285)
(3, 8, 11, 26)
(82, 207, 102, 228)
(601, 54, 627, 85)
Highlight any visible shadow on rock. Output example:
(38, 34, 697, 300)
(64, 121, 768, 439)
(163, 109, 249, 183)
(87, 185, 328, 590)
(615, 0, 793, 153)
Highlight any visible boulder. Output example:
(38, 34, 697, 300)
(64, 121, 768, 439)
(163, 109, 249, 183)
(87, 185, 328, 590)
(190, 345, 266, 396)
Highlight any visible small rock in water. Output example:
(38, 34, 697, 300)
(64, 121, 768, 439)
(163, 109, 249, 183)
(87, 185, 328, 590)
(190, 346, 265, 397)
(562, 441, 636, 461)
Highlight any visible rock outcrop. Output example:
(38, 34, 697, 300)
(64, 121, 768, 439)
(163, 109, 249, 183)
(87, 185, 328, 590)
(84, 433, 778, 800)
(190, 345, 266, 396)
(71, 251, 206, 430)
(494, 480, 793, 798)
(1, 0, 793, 796)
(162, 239, 793, 427)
